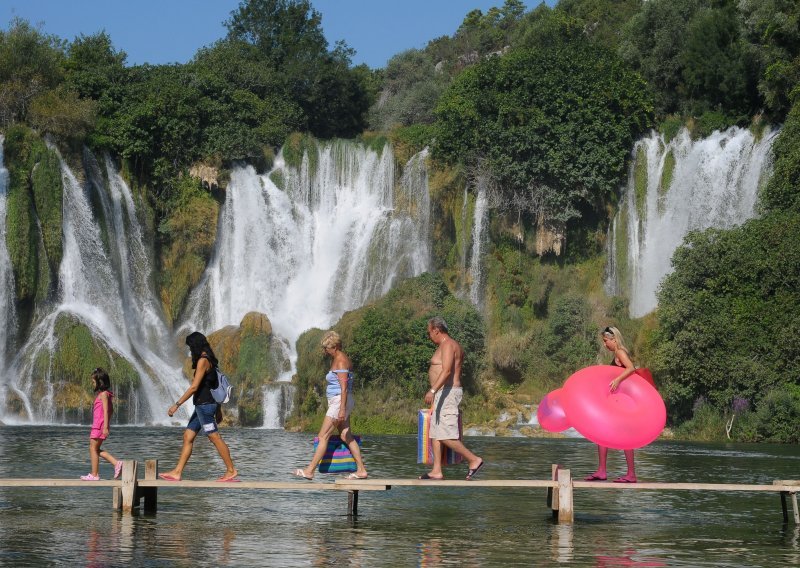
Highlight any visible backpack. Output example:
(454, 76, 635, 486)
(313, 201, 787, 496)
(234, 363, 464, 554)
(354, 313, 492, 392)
(210, 368, 232, 404)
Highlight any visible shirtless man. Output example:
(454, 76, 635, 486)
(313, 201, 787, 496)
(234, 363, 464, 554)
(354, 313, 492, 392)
(420, 316, 484, 480)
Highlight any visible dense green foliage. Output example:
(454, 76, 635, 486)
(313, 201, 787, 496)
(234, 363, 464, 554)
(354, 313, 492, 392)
(654, 213, 800, 420)
(433, 40, 652, 224)
(760, 100, 800, 213)
(2, 125, 62, 309)
(293, 273, 484, 427)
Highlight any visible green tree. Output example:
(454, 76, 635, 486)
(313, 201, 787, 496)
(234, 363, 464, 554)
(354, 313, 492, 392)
(433, 39, 652, 226)
(654, 214, 800, 421)
(63, 32, 127, 104)
(225, 0, 369, 137)
(0, 18, 65, 126)
(368, 49, 450, 130)
(739, 0, 800, 118)
(679, 5, 759, 117)
(556, 0, 641, 50)
(760, 99, 800, 213)
(28, 85, 96, 143)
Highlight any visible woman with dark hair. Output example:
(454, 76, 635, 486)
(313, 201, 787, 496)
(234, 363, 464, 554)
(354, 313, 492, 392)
(159, 331, 239, 482)
(80, 368, 124, 480)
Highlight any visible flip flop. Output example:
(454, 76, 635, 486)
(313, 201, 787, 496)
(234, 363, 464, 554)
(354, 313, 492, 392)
(343, 472, 368, 480)
(418, 473, 444, 480)
(216, 476, 241, 483)
(613, 476, 637, 483)
(584, 473, 607, 481)
(158, 473, 180, 482)
(465, 460, 485, 481)
(114, 460, 124, 479)
(293, 469, 313, 481)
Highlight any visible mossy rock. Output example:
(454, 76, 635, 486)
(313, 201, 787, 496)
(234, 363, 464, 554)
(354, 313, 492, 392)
(11, 313, 142, 422)
(202, 311, 288, 426)
(281, 132, 320, 173)
(158, 182, 219, 325)
(3, 125, 64, 311)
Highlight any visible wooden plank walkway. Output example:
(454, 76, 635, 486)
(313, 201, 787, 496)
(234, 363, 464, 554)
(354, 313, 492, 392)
(0, 461, 796, 524)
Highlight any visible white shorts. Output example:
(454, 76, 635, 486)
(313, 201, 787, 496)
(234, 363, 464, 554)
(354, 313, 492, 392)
(325, 394, 355, 420)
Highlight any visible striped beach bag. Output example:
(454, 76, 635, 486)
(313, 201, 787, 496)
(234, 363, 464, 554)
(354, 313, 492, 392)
(417, 408, 463, 465)
(313, 435, 361, 473)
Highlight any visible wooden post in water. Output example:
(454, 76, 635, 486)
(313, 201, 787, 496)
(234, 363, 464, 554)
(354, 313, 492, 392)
(547, 464, 561, 520)
(112, 486, 122, 511)
(121, 460, 139, 513)
(142, 460, 158, 513)
(348, 490, 359, 517)
(557, 468, 573, 524)
(775, 480, 800, 524)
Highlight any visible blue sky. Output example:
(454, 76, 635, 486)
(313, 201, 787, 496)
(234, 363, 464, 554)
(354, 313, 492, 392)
(0, 0, 556, 68)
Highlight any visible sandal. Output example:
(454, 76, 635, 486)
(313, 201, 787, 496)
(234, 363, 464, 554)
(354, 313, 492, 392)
(114, 460, 124, 479)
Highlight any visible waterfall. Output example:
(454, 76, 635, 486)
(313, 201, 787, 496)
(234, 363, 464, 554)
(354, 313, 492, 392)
(0, 136, 17, 394)
(468, 178, 489, 308)
(260, 383, 295, 430)
(182, 140, 432, 427)
(607, 127, 777, 317)
(5, 150, 186, 424)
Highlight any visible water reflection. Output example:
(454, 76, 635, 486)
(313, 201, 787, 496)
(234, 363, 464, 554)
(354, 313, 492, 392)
(551, 523, 573, 563)
(594, 549, 666, 566)
(312, 526, 366, 567)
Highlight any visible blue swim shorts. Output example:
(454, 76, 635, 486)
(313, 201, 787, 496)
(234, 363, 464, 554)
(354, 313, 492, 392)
(186, 403, 219, 436)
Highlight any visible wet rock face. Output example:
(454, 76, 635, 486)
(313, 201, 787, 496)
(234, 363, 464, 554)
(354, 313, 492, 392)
(189, 163, 220, 191)
(195, 311, 289, 426)
(240, 311, 272, 336)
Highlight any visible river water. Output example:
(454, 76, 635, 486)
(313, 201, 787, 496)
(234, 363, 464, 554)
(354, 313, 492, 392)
(0, 427, 797, 566)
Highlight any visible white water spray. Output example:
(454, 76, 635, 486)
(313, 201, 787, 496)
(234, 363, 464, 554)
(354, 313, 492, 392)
(0, 136, 17, 395)
(607, 127, 777, 317)
(5, 151, 187, 424)
(182, 140, 432, 427)
(468, 179, 489, 308)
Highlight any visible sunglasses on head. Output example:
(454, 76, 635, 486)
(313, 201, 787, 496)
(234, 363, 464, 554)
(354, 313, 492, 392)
(602, 327, 614, 336)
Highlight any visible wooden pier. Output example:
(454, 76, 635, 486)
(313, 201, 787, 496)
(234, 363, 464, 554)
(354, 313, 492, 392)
(0, 461, 797, 524)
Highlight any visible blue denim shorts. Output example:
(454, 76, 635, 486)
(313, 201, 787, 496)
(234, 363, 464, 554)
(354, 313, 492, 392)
(186, 403, 219, 436)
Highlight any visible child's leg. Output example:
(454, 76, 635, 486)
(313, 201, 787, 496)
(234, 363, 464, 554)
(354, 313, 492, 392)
(89, 439, 102, 476)
(99, 448, 117, 466)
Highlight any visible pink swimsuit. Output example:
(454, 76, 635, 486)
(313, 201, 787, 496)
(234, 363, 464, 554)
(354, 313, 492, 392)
(90, 391, 113, 440)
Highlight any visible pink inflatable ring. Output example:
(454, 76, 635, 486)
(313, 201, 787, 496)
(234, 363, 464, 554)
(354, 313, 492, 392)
(537, 388, 570, 432)
(560, 365, 665, 450)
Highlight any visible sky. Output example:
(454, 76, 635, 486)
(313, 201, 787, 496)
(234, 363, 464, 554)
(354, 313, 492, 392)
(0, 0, 556, 69)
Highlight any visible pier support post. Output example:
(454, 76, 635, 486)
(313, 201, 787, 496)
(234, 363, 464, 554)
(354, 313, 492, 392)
(348, 490, 359, 517)
(547, 464, 561, 520)
(112, 486, 122, 511)
(121, 460, 139, 513)
(775, 480, 800, 524)
(782, 492, 800, 524)
(557, 468, 573, 524)
(142, 460, 158, 513)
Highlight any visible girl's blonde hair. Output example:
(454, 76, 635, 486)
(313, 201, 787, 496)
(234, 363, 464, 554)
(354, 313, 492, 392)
(601, 325, 629, 353)
(321, 330, 342, 350)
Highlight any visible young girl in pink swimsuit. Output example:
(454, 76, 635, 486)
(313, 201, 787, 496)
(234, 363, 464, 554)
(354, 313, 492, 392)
(80, 368, 124, 481)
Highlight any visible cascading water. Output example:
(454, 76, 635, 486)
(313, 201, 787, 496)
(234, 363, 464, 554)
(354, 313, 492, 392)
(182, 140, 432, 428)
(606, 126, 777, 317)
(5, 150, 187, 424)
(468, 179, 488, 308)
(0, 136, 17, 400)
